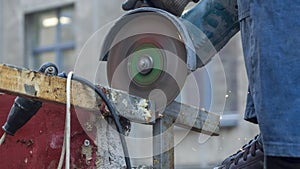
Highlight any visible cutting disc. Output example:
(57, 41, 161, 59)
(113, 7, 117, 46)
(103, 12, 188, 111)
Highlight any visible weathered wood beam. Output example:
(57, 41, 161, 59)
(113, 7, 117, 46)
(0, 64, 155, 123)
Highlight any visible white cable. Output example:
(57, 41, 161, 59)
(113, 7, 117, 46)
(57, 128, 66, 169)
(57, 71, 73, 169)
(65, 71, 73, 169)
(0, 132, 6, 145)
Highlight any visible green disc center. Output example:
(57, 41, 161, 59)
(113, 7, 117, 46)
(128, 43, 164, 86)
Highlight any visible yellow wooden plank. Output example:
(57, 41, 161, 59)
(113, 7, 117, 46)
(0, 64, 154, 123)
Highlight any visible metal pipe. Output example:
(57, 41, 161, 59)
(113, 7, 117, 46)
(153, 115, 174, 169)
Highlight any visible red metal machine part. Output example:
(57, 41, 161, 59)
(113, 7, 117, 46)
(0, 94, 97, 169)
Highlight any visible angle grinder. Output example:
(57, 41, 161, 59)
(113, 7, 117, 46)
(100, 8, 200, 112)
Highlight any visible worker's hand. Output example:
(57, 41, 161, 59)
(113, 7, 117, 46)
(122, 0, 149, 10)
(122, 0, 199, 16)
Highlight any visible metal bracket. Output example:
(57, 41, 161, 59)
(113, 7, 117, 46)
(151, 101, 220, 169)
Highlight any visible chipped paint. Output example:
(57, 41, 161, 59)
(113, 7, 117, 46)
(136, 99, 153, 122)
(137, 99, 148, 108)
(84, 121, 94, 132)
(110, 90, 118, 103)
(24, 84, 36, 96)
(122, 99, 128, 107)
(81, 143, 93, 164)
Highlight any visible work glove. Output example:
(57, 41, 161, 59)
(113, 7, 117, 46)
(122, 0, 199, 16)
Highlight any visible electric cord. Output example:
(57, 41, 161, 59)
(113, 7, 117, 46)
(57, 135, 65, 169)
(60, 74, 132, 169)
(57, 71, 73, 169)
(0, 132, 6, 145)
(65, 72, 73, 169)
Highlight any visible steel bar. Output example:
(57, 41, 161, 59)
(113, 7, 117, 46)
(153, 115, 175, 169)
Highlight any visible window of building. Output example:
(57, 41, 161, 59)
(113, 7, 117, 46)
(25, 5, 75, 72)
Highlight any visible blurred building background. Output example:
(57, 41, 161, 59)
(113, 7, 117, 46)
(0, 0, 259, 168)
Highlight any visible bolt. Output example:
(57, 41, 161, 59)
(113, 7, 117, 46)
(84, 139, 90, 147)
(44, 66, 58, 76)
(137, 55, 153, 75)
